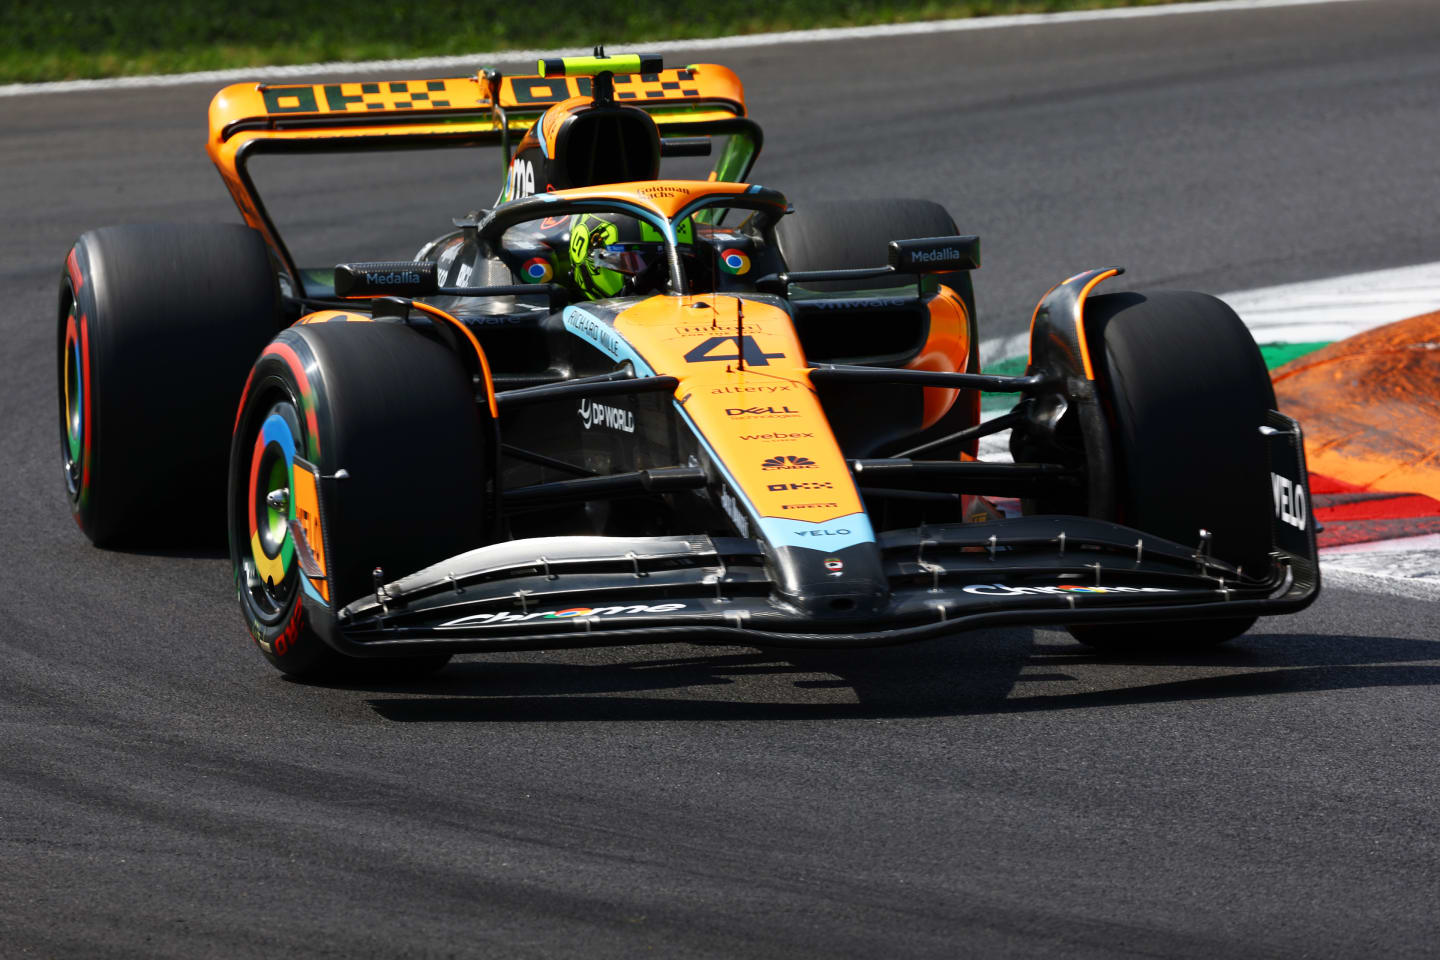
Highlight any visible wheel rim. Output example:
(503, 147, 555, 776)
(60, 300, 87, 500)
(239, 399, 304, 623)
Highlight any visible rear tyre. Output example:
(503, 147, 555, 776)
(775, 197, 971, 297)
(776, 198, 981, 495)
(228, 321, 489, 680)
(774, 196, 980, 376)
(1068, 291, 1275, 652)
(58, 224, 282, 546)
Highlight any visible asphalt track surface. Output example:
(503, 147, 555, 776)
(4, 1, 1440, 956)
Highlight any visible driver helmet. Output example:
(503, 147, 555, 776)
(566, 212, 694, 300)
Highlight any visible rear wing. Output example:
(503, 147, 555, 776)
(206, 64, 758, 294)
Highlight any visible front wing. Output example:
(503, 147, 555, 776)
(317, 412, 1319, 655)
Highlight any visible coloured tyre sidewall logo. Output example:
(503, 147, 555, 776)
(247, 404, 302, 590)
(62, 301, 90, 500)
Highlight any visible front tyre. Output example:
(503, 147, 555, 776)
(1068, 291, 1275, 652)
(229, 321, 490, 680)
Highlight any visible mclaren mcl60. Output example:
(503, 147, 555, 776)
(57, 52, 1318, 678)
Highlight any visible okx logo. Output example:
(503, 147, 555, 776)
(768, 481, 834, 491)
(761, 455, 816, 470)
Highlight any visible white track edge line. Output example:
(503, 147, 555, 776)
(0, 0, 1364, 98)
(979, 257, 1440, 365)
(1319, 565, 1440, 603)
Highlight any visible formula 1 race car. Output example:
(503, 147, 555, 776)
(57, 52, 1318, 679)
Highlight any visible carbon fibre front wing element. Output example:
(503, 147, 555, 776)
(327, 514, 1317, 655)
(321, 411, 1318, 655)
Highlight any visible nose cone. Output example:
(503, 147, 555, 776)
(769, 542, 890, 619)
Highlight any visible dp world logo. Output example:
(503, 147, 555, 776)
(762, 455, 817, 470)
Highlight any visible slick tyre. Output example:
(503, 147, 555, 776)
(228, 320, 490, 680)
(776, 198, 981, 493)
(774, 199, 978, 336)
(58, 224, 282, 546)
(1067, 291, 1274, 652)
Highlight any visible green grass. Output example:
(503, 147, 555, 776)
(6, 0, 1207, 83)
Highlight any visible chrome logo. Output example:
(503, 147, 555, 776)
(523, 257, 553, 283)
(720, 248, 750, 274)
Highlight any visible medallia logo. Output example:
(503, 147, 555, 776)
(361, 270, 422, 285)
(761, 455, 816, 470)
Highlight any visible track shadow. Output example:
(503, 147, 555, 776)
(103, 543, 229, 561)
(356, 628, 1440, 723)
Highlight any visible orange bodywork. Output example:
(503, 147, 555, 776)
(546, 179, 760, 219)
(611, 296, 864, 528)
(1025, 267, 1120, 378)
(1071, 269, 1120, 380)
(289, 459, 330, 603)
(907, 284, 971, 429)
(285, 177, 979, 548)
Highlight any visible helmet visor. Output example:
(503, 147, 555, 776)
(590, 242, 662, 276)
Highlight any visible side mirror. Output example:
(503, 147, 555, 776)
(660, 137, 712, 158)
(887, 235, 981, 273)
